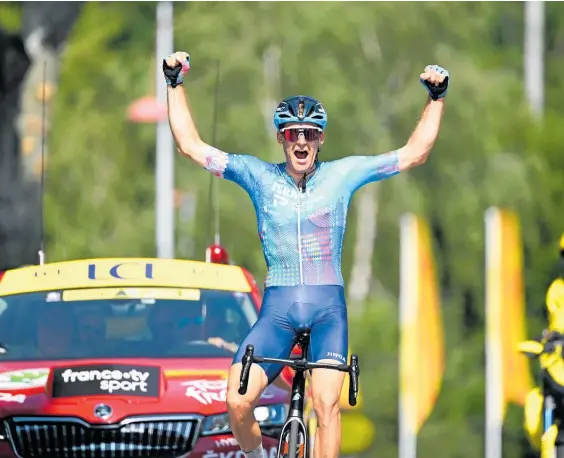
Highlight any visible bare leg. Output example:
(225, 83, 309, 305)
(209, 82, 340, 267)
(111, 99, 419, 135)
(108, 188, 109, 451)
(226, 362, 269, 453)
(311, 360, 345, 458)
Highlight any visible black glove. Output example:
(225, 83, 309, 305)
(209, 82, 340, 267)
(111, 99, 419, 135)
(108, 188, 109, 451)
(163, 53, 190, 88)
(420, 65, 449, 100)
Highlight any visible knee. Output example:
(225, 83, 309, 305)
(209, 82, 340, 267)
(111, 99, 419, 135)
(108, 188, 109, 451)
(226, 390, 254, 425)
(312, 390, 341, 426)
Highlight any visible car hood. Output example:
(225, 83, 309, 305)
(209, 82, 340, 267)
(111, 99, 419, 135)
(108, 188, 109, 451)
(0, 358, 290, 423)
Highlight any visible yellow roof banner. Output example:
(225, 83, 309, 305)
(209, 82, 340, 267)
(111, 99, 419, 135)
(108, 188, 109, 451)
(0, 258, 251, 296)
(62, 287, 202, 302)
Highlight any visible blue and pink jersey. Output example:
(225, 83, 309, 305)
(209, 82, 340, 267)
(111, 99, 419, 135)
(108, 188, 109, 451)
(204, 151, 400, 288)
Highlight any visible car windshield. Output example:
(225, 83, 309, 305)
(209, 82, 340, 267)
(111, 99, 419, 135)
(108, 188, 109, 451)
(0, 287, 257, 361)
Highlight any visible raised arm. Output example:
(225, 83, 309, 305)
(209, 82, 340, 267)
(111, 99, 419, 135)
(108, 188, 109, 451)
(397, 65, 449, 171)
(333, 66, 450, 193)
(163, 52, 226, 170)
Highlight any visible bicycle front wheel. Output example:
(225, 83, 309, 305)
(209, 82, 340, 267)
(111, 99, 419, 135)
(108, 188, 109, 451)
(288, 421, 300, 458)
(279, 420, 307, 458)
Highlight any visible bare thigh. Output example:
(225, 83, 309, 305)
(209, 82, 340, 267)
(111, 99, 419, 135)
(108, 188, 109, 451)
(227, 362, 269, 407)
(310, 359, 346, 403)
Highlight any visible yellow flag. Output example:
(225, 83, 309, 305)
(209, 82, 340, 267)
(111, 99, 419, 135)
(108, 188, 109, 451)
(486, 208, 533, 416)
(399, 214, 445, 434)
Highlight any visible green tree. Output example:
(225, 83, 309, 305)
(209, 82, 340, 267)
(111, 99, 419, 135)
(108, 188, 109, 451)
(2, 2, 563, 457)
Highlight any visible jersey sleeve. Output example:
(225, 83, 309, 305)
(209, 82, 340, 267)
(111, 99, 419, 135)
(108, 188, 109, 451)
(334, 151, 400, 193)
(203, 148, 267, 194)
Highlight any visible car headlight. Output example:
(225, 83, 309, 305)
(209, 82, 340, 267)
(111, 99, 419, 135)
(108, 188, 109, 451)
(253, 404, 287, 425)
(201, 404, 288, 436)
(201, 412, 231, 436)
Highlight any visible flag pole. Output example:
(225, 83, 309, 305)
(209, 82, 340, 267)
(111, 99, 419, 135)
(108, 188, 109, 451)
(399, 213, 418, 458)
(485, 207, 504, 458)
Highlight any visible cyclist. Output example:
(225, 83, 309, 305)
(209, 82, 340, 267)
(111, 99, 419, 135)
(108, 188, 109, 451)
(546, 233, 564, 333)
(163, 51, 449, 458)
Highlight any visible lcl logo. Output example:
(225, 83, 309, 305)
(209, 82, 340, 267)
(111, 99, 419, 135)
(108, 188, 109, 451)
(88, 263, 154, 281)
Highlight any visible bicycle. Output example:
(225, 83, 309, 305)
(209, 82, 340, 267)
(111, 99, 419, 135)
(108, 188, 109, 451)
(238, 328, 360, 458)
(518, 332, 564, 458)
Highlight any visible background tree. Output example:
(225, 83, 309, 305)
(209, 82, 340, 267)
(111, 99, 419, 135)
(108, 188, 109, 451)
(1, 2, 563, 457)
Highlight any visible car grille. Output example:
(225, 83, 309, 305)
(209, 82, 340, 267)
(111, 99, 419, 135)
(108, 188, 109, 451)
(4, 415, 202, 458)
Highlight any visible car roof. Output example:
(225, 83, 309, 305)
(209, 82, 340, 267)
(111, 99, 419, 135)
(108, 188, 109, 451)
(0, 258, 252, 296)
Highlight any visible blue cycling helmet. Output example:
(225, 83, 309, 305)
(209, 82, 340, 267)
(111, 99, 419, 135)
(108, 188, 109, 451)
(273, 95, 327, 132)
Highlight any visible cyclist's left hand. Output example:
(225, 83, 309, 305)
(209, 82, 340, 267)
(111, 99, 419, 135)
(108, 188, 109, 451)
(420, 65, 449, 100)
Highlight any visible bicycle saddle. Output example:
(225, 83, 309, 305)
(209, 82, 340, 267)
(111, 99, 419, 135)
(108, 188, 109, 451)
(295, 327, 311, 347)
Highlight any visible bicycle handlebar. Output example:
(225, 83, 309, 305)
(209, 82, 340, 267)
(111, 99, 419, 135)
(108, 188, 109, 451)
(238, 344, 360, 406)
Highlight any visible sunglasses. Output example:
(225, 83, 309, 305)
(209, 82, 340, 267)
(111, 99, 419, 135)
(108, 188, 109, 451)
(281, 128, 322, 143)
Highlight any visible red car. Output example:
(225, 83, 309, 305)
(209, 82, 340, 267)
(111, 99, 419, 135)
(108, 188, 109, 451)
(0, 252, 300, 458)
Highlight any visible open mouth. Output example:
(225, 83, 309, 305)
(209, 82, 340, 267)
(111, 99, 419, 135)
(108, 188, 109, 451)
(294, 150, 308, 160)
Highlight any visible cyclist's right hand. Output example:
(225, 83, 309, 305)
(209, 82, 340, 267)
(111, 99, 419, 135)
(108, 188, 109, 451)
(163, 51, 190, 88)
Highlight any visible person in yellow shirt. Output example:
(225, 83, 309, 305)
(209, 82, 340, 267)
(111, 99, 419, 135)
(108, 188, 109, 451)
(546, 233, 564, 333)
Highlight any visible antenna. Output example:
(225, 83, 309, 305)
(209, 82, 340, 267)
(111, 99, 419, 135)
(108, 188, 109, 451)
(38, 61, 47, 266)
(207, 60, 221, 246)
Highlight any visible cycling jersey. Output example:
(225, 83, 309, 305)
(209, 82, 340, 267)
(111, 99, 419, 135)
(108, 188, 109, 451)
(205, 151, 400, 287)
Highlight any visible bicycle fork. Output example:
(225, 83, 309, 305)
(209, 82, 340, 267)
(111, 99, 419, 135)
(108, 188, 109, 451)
(277, 369, 308, 458)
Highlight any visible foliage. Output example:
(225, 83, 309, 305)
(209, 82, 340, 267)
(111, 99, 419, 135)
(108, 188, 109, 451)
(2, 2, 564, 457)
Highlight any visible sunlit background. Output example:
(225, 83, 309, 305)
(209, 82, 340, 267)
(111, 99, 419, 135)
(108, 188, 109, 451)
(0, 1, 562, 457)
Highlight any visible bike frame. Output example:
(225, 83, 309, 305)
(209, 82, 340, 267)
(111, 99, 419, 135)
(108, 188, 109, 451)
(239, 330, 360, 458)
